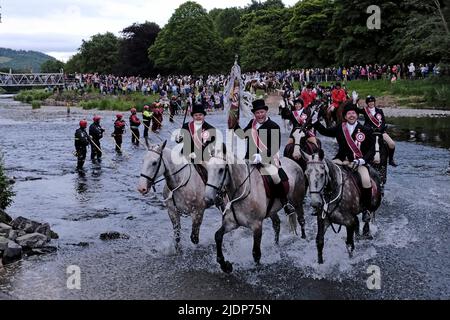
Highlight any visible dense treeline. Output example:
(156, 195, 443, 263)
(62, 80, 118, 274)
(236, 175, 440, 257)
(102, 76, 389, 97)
(64, 0, 449, 76)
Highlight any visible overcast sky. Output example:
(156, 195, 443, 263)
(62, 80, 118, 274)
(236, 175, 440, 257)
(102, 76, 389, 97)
(0, 0, 298, 62)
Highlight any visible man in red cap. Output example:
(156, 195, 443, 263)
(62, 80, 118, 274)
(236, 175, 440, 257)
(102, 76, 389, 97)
(112, 114, 126, 153)
(89, 115, 105, 162)
(129, 107, 141, 146)
(74, 120, 90, 170)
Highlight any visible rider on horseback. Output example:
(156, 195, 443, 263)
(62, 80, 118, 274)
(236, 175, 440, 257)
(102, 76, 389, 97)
(312, 102, 375, 220)
(233, 99, 296, 217)
(176, 103, 216, 165)
(287, 99, 318, 150)
(360, 95, 397, 167)
(330, 82, 347, 121)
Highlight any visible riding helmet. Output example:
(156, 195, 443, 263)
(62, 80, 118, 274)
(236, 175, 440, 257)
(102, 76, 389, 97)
(366, 95, 376, 104)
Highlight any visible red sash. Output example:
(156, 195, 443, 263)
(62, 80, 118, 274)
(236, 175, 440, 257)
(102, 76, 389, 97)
(251, 119, 268, 153)
(364, 107, 381, 128)
(293, 110, 307, 125)
(189, 121, 203, 150)
(342, 123, 363, 159)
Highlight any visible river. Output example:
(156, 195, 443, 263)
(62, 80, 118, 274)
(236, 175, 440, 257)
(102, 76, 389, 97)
(0, 96, 449, 299)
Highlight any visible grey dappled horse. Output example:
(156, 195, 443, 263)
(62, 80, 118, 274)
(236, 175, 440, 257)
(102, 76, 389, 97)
(137, 141, 211, 251)
(302, 151, 382, 264)
(204, 149, 306, 273)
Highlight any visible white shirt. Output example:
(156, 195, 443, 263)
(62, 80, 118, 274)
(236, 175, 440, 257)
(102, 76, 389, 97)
(194, 121, 203, 131)
(369, 107, 376, 116)
(346, 122, 357, 136)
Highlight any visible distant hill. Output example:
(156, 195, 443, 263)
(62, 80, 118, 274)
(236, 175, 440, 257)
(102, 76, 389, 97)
(0, 48, 56, 73)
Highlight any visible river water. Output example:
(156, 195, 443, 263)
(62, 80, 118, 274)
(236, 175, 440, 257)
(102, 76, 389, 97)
(0, 96, 449, 300)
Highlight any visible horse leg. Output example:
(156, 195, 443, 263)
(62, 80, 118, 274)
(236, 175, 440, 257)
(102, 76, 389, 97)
(252, 221, 263, 265)
(346, 220, 356, 258)
(296, 205, 306, 239)
(270, 213, 280, 245)
(215, 223, 236, 273)
(316, 216, 326, 264)
(168, 209, 182, 253)
(190, 210, 204, 245)
(354, 215, 361, 239)
(362, 221, 374, 240)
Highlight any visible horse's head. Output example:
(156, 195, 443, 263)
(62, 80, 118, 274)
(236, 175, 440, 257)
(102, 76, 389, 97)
(204, 144, 229, 207)
(302, 150, 328, 210)
(137, 140, 167, 195)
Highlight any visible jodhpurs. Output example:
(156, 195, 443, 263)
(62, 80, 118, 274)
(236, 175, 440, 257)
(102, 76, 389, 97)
(333, 159, 371, 188)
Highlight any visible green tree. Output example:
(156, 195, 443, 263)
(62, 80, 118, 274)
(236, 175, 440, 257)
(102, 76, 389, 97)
(40, 59, 65, 73)
(149, 1, 224, 75)
(117, 21, 161, 76)
(209, 7, 242, 38)
(284, 0, 337, 68)
(329, 0, 404, 65)
(391, 0, 450, 70)
(244, 0, 285, 12)
(64, 53, 83, 74)
(237, 8, 292, 71)
(78, 32, 120, 74)
(0, 153, 14, 210)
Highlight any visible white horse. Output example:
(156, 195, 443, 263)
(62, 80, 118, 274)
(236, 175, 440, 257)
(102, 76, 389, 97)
(204, 148, 306, 273)
(137, 141, 213, 251)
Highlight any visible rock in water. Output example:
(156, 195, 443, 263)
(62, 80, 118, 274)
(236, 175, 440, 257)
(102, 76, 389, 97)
(0, 209, 12, 224)
(16, 233, 49, 248)
(99, 231, 130, 240)
(11, 216, 58, 238)
(3, 241, 22, 263)
(0, 223, 12, 238)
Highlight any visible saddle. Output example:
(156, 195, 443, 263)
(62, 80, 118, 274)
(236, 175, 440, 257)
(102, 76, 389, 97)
(194, 164, 208, 185)
(341, 165, 381, 210)
(256, 166, 290, 200)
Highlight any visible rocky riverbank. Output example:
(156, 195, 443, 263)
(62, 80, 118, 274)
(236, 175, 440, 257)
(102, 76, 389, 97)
(0, 210, 58, 268)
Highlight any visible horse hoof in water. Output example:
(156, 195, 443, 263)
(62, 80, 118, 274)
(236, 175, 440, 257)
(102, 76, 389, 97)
(220, 261, 233, 273)
(318, 257, 324, 264)
(346, 244, 354, 258)
(190, 234, 199, 245)
(361, 233, 374, 240)
(301, 231, 306, 239)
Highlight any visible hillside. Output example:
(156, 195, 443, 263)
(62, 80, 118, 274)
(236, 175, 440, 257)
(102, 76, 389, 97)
(0, 48, 56, 73)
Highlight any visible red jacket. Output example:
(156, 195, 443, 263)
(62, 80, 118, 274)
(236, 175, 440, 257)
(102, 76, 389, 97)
(301, 90, 317, 108)
(331, 89, 347, 108)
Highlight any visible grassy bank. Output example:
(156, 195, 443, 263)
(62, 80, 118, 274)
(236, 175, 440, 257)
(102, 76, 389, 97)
(79, 93, 160, 112)
(14, 89, 53, 104)
(321, 77, 450, 109)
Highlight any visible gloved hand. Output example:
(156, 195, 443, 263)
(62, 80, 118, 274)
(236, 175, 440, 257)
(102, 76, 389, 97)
(175, 134, 183, 143)
(352, 158, 365, 169)
(352, 91, 359, 104)
(253, 153, 262, 164)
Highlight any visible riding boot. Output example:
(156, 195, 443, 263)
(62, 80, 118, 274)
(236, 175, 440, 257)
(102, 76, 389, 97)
(361, 187, 372, 222)
(388, 147, 398, 167)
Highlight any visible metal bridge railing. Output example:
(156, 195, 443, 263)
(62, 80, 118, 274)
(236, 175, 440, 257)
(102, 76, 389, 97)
(0, 72, 65, 87)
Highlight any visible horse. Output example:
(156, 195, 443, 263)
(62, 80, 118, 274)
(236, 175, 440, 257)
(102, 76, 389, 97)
(204, 149, 307, 273)
(301, 151, 383, 264)
(245, 79, 268, 94)
(137, 141, 213, 251)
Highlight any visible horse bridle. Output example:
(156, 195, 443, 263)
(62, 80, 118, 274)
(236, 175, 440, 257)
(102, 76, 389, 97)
(307, 160, 329, 196)
(140, 148, 166, 188)
(206, 163, 229, 197)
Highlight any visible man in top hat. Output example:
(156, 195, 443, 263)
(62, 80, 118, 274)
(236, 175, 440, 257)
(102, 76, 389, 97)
(176, 103, 216, 163)
(312, 101, 375, 219)
(233, 99, 296, 216)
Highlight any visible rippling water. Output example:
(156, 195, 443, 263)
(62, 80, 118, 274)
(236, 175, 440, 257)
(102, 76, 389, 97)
(0, 97, 449, 299)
